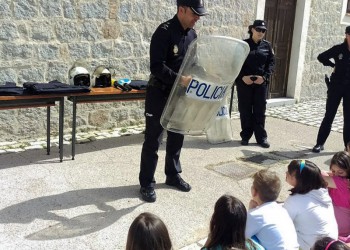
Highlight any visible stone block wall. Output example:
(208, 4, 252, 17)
(300, 0, 345, 100)
(0, 0, 256, 141)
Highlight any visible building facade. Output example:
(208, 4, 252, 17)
(0, 0, 348, 141)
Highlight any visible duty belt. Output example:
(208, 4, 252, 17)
(148, 75, 170, 92)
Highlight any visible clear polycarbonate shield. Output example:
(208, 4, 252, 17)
(206, 103, 233, 144)
(160, 36, 249, 134)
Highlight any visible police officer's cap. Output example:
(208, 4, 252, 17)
(346, 26, 350, 34)
(177, 0, 208, 16)
(252, 20, 267, 30)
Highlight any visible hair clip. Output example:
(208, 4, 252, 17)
(300, 160, 305, 173)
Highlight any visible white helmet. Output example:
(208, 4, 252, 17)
(68, 66, 90, 87)
(91, 65, 111, 87)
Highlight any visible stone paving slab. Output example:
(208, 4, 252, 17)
(0, 100, 345, 250)
(265, 99, 343, 133)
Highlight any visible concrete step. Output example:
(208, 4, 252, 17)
(267, 98, 296, 108)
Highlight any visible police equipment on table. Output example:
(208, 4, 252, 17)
(23, 80, 90, 94)
(117, 78, 132, 91)
(91, 65, 112, 87)
(68, 66, 90, 87)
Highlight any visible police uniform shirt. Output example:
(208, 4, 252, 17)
(238, 38, 275, 80)
(317, 41, 350, 84)
(150, 15, 197, 87)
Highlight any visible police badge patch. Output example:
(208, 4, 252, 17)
(173, 45, 179, 56)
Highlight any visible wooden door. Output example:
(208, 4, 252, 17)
(264, 0, 297, 98)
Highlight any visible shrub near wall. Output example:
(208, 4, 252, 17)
(0, 0, 255, 142)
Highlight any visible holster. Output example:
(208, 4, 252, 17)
(325, 74, 330, 88)
(148, 75, 171, 95)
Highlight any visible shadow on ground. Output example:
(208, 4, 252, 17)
(0, 185, 142, 240)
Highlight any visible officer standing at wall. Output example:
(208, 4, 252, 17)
(139, 0, 208, 202)
(236, 20, 275, 148)
(312, 26, 350, 153)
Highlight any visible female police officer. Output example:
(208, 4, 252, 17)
(236, 20, 275, 148)
(312, 26, 350, 153)
(139, 0, 208, 202)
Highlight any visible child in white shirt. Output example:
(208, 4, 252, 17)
(284, 160, 338, 250)
(246, 169, 299, 250)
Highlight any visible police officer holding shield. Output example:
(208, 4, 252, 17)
(236, 20, 275, 148)
(139, 0, 208, 202)
(312, 26, 350, 153)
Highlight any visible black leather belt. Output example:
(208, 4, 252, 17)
(148, 75, 169, 92)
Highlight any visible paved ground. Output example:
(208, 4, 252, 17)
(0, 99, 345, 250)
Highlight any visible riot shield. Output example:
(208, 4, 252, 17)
(206, 103, 233, 144)
(160, 35, 249, 135)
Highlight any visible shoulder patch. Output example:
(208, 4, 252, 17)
(262, 39, 274, 53)
(263, 39, 271, 45)
(161, 21, 170, 30)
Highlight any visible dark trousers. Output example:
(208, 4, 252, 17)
(316, 83, 350, 147)
(139, 86, 184, 188)
(236, 81, 268, 143)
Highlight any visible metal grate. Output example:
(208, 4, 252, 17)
(212, 162, 258, 180)
(242, 154, 281, 165)
(269, 149, 308, 159)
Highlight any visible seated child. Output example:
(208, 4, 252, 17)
(126, 212, 172, 250)
(284, 160, 338, 250)
(321, 151, 350, 242)
(202, 194, 264, 250)
(312, 236, 350, 250)
(245, 169, 299, 250)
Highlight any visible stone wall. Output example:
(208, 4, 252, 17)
(300, 0, 344, 100)
(0, 0, 256, 141)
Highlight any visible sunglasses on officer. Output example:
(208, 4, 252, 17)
(254, 27, 266, 33)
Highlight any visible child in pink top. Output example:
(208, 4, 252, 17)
(322, 151, 350, 242)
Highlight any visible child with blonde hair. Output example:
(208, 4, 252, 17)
(246, 169, 299, 250)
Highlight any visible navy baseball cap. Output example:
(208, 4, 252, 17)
(252, 20, 267, 30)
(177, 0, 208, 16)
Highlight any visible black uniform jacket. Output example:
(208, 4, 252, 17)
(317, 41, 350, 84)
(237, 38, 275, 81)
(149, 15, 197, 87)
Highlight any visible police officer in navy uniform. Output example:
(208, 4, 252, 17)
(139, 0, 208, 202)
(236, 20, 275, 148)
(312, 26, 350, 153)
